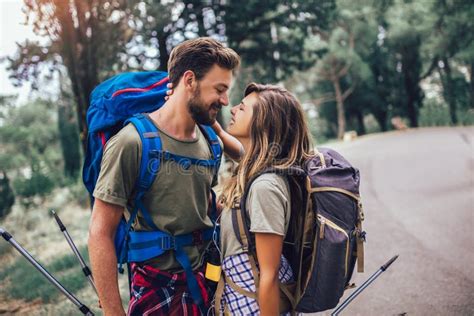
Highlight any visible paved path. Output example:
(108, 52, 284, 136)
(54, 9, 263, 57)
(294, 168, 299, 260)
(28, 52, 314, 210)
(314, 127, 474, 316)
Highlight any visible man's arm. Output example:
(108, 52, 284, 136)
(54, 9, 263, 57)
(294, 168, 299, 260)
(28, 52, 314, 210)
(88, 199, 126, 316)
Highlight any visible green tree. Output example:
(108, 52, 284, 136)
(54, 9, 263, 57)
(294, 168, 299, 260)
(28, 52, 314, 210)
(7, 0, 140, 151)
(384, 0, 434, 128)
(294, 0, 372, 139)
(0, 99, 62, 208)
(423, 0, 474, 124)
(224, 0, 336, 84)
(384, 0, 473, 127)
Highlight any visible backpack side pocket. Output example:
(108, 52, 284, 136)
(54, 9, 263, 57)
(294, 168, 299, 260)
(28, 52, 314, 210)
(297, 214, 350, 312)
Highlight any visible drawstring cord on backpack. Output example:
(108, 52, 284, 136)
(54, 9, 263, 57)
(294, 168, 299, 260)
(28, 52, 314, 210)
(207, 212, 222, 315)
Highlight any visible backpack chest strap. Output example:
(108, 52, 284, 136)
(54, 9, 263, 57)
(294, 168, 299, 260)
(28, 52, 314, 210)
(126, 228, 214, 262)
(149, 150, 220, 169)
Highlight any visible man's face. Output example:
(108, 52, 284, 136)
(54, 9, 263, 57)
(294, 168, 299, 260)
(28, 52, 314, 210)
(188, 64, 233, 125)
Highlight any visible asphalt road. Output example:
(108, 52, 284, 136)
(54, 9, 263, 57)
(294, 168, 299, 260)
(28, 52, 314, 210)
(314, 127, 474, 316)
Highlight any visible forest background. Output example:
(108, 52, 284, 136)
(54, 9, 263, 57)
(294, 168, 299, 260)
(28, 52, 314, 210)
(0, 0, 472, 314)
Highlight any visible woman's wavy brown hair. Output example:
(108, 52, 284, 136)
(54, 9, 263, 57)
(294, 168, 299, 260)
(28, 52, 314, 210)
(221, 83, 314, 209)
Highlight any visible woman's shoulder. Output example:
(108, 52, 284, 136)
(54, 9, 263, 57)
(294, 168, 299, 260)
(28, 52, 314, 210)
(250, 173, 290, 196)
(246, 172, 292, 231)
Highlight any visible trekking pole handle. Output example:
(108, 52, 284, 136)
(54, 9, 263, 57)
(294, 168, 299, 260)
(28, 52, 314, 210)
(52, 210, 67, 231)
(51, 210, 99, 297)
(1, 228, 12, 241)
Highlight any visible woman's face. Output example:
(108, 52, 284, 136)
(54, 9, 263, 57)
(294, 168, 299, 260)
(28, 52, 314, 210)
(227, 92, 258, 139)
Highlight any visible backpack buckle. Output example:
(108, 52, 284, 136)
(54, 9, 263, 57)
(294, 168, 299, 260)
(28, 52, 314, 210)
(160, 236, 175, 250)
(192, 230, 203, 246)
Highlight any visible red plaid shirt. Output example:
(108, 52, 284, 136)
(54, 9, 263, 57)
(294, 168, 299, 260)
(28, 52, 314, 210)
(127, 263, 211, 316)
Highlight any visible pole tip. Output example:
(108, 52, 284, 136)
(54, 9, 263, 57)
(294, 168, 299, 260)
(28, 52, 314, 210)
(381, 254, 399, 271)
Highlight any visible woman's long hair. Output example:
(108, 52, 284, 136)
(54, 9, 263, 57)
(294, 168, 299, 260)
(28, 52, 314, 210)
(221, 83, 314, 209)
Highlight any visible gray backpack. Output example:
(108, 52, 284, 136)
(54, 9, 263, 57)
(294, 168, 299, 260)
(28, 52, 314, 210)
(223, 147, 366, 313)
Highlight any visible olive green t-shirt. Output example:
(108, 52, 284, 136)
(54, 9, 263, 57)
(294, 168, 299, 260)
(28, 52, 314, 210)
(93, 119, 222, 272)
(220, 173, 291, 258)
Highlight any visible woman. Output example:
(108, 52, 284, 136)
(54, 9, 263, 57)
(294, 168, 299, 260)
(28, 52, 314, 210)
(217, 83, 313, 315)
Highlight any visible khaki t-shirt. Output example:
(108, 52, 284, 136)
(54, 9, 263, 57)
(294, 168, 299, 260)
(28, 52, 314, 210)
(93, 119, 222, 272)
(220, 173, 291, 258)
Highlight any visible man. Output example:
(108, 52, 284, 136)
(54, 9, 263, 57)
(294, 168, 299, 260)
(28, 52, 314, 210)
(88, 37, 240, 316)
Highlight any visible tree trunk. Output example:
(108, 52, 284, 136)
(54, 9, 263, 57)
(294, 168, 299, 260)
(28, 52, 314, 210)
(442, 58, 458, 125)
(374, 111, 388, 132)
(405, 94, 418, 128)
(400, 39, 422, 128)
(470, 61, 474, 109)
(58, 103, 81, 178)
(55, 0, 100, 154)
(196, 5, 207, 37)
(55, 1, 87, 153)
(0, 171, 15, 219)
(332, 75, 346, 139)
(356, 109, 366, 135)
(158, 33, 170, 71)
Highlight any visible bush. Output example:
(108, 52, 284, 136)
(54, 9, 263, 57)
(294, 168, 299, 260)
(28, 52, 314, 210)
(420, 98, 474, 127)
(457, 108, 474, 126)
(0, 240, 11, 257)
(364, 114, 382, 134)
(68, 179, 91, 208)
(307, 117, 332, 144)
(12, 171, 55, 209)
(419, 98, 452, 127)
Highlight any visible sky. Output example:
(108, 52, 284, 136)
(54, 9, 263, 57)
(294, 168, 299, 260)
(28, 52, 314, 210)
(0, 0, 39, 104)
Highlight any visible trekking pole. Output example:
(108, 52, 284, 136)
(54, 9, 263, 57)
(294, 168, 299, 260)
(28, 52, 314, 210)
(331, 255, 399, 316)
(0, 227, 95, 316)
(51, 210, 98, 297)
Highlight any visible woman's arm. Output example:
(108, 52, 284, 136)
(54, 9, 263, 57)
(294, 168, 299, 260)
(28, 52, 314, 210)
(255, 232, 284, 316)
(211, 121, 244, 161)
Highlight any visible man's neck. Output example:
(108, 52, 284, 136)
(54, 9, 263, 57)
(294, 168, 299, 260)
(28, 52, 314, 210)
(149, 94, 197, 140)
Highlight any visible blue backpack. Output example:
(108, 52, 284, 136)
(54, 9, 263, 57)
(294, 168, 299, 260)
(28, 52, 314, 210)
(82, 71, 222, 309)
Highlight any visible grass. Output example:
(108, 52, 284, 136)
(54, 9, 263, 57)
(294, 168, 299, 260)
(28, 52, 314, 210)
(0, 240, 11, 257)
(0, 245, 89, 303)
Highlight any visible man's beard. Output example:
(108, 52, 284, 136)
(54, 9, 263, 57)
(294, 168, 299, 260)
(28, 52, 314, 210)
(188, 86, 222, 125)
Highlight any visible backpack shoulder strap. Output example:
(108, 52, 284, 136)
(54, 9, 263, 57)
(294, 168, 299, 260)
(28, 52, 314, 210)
(198, 124, 222, 162)
(125, 113, 161, 230)
(233, 167, 307, 250)
(199, 124, 222, 222)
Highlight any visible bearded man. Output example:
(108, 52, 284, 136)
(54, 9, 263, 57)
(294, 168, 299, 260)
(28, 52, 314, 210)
(88, 38, 240, 316)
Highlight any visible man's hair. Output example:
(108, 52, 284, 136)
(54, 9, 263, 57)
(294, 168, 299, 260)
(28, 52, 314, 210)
(167, 37, 240, 86)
